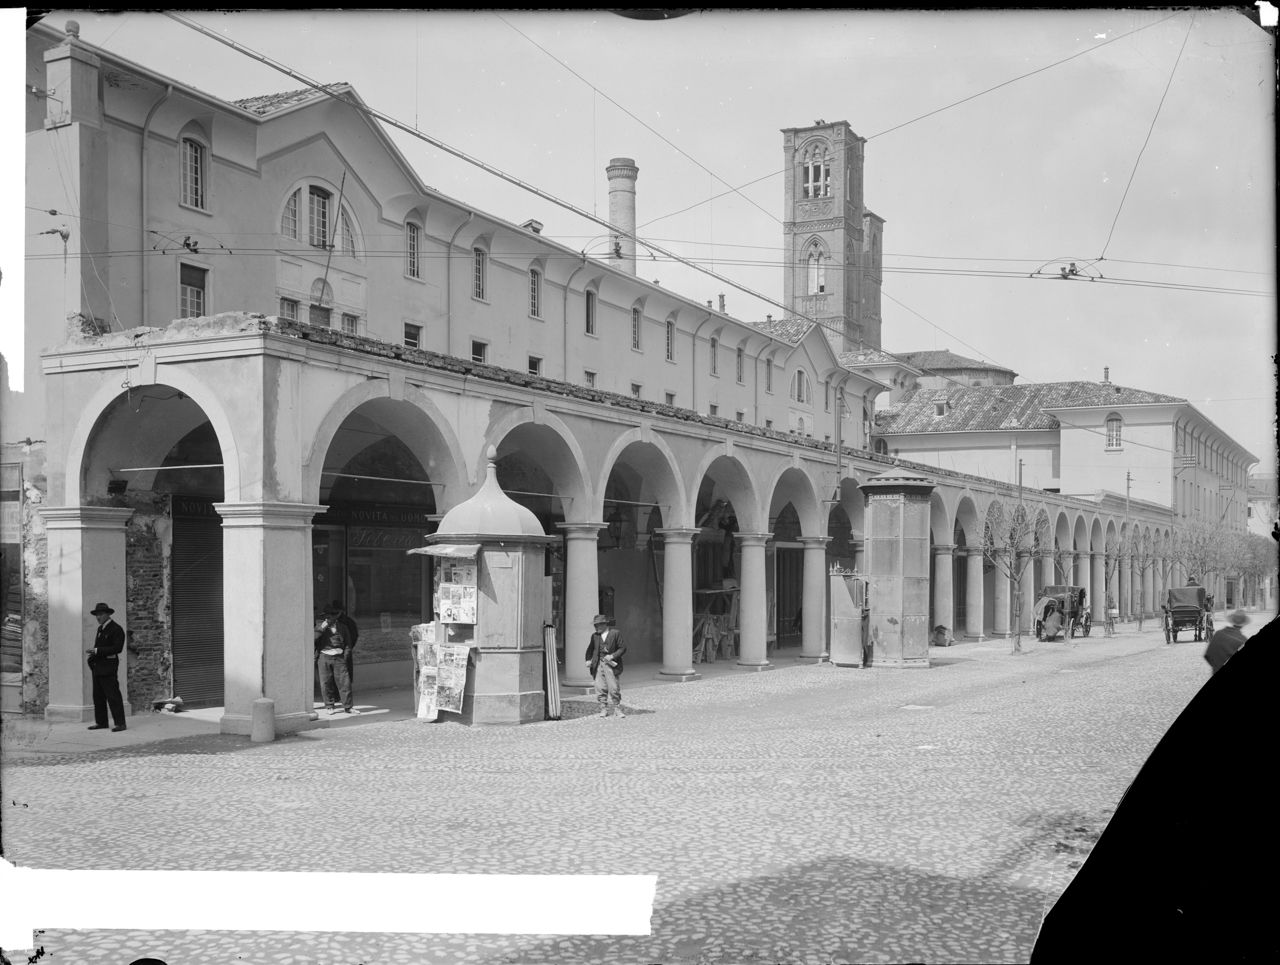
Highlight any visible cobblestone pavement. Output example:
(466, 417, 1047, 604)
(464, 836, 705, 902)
(2, 621, 1264, 964)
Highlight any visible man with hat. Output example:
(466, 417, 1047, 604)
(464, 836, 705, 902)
(85, 602, 126, 731)
(1204, 609, 1250, 675)
(315, 604, 357, 715)
(585, 614, 626, 718)
(330, 599, 360, 692)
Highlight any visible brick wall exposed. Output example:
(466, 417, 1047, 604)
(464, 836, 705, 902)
(20, 477, 48, 713)
(124, 496, 173, 708)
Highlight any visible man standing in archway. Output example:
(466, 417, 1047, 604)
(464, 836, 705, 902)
(85, 602, 126, 732)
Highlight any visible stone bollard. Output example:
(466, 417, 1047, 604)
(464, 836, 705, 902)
(250, 697, 276, 743)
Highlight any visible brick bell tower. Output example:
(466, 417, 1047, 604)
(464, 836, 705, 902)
(782, 120, 883, 353)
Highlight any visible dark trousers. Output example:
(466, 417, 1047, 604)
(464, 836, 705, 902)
(92, 672, 126, 727)
(318, 653, 352, 711)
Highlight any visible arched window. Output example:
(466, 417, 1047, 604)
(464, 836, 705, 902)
(180, 137, 206, 209)
(529, 269, 542, 318)
(309, 186, 331, 249)
(631, 306, 642, 349)
(1106, 415, 1122, 449)
(665, 319, 676, 361)
(765, 358, 773, 392)
(875, 439, 889, 456)
(339, 210, 356, 257)
(824, 379, 831, 411)
(807, 244, 826, 294)
(404, 221, 420, 278)
(709, 337, 718, 375)
(473, 248, 487, 300)
(281, 189, 299, 238)
(585, 289, 597, 335)
(801, 146, 830, 200)
(791, 369, 810, 404)
(736, 346, 744, 383)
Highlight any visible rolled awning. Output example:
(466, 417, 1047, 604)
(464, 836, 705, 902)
(406, 543, 481, 558)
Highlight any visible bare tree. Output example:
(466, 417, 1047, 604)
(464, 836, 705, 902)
(983, 502, 1046, 654)
(1103, 530, 1125, 622)
(1127, 527, 1156, 631)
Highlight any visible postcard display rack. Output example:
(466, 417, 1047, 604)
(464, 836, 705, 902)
(410, 554, 479, 721)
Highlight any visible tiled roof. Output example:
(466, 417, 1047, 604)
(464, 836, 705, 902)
(875, 381, 1186, 435)
(232, 86, 343, 115)
(897, 349, 1017, 376)
(837, 348, 900, 366)
(748, 318, 813, 345)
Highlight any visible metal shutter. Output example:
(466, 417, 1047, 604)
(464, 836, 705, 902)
(171, 514, 224, 707)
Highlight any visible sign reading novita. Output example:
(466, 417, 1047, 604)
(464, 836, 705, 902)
(315, 503, 436, 527)
(171, 495, 219, 518)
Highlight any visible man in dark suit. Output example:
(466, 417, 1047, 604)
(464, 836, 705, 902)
(331, 599, 360, 691)
(585, 613, 626, 719)
(85, 601, 126, 732)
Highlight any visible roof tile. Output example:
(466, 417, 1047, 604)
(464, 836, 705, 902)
(232, 86, 343, 115)
(748, 318, 813, 344)
(897, 349, 1017, 376)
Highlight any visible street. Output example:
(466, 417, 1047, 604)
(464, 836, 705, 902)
(1, 620, 1261, 964)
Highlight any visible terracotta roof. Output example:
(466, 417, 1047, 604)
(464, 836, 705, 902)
(875, 381, 1185, 435)
(837, 348, 900, 366)
(897, 349, 1017, 376)
(231, 86, 343, 115)
(748, 318, 813, 345)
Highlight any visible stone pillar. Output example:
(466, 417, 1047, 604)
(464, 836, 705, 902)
(40, 507, 135, 722)
(557, 522, 604, 689)
(993, 552, 1011, 638)
(1018, 552, 1036, 632)
(1155, 557, 1165, 608)
(932, 543, 955, 638)
(736, 533, 772, 670)
(862, 469, 934, 667)
(1040, 548, 1054, 593)
(1074, 552, 1087, 591)
(655, 528, 700, 681)
(798, 536, 832, 661)
(214, 502, 324, 736)
(1119, 556, 1131, 621)
(965, 547, 986, 641)
(1144, 561, 1155, 618)
(1091, 552, 1106, 623)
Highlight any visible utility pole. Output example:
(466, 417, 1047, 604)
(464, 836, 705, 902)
(1018, 459, 1024, 507)
(1125, 471, 1131, 515)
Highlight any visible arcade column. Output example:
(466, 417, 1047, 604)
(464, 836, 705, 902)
(736, 533, 772, 670)
(993, 551, 1011, 638)
(1018, 551, 1036, 631)
(40, 506, 135, 722)
(964, 547, 986, 641)
(932, 543, 955, 639)
(214, 501, 324, 736)
(798, 536, 831, 661)
(1119, 555, 1131, 620)
(1091, 552, 1106, 623)
(862, 469, 934, 667)
(557, 522, 604, 689)
(655, 528, 700, 681)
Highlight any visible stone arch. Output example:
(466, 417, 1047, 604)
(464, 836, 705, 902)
(1073, 514, 1089, 554)
(953, 493, 981, 544)
(485, 409, 593, 526)
(766, 465, 824, 538)
(929, 490, 952, 543)
(66, 368, 242, 504)
(594, 428, 688, 526)
(1091, 516, 1105, 553)
(304, 380, 466, 511)
(688, 446, 763, 533)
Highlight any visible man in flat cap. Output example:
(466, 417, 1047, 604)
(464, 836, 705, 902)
(85, 602, 126, 731)
(585, 613, 626, 718)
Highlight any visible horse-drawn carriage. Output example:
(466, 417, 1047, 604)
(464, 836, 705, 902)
(1162, 584, 1213, 643)
(1033, 584, 1091, 640)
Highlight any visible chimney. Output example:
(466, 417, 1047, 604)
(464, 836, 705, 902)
(44, 20, 101, 129)
(1102, 367, 1110, 384)
(707, 300, 713, 309)
(606, 158, 639, 275)
(766, 314, 773, 323)
(520, 219, 543, 235)
(718, 293, 726, 313)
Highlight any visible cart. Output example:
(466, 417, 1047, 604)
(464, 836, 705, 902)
(1162, 585, 1212, 643)
(1033, 584, 1091, 640)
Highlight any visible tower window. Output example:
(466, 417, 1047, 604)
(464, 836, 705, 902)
(808, 246, 826, 294)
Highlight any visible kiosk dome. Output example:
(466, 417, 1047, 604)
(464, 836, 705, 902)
(435, 446, 545, 538)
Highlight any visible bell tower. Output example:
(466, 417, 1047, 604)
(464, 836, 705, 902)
(782, 121, 882, 352)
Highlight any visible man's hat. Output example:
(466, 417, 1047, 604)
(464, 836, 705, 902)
(1228, 610, 1250, 627)
(89, 602, 114, 616)
(330, 600, 345, 611)
(592, 613, 610, 625)
(323, 604, 340, 616)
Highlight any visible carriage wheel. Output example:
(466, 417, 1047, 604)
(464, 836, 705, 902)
(1082, 614, 1092, 638)
(1068, 617, 1077, 639)
(1163, 618, 1171, 645)
(1036, 621, 1043, 642)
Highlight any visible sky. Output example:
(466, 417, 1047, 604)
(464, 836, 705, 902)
(4, 9, 1276, 471)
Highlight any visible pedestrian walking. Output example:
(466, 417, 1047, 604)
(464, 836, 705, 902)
(585, 614, 626, 718)
(315, 604, 357, 715)
(1204, 609, 1249, 675)
(331, 599, 360, 691)
(85, 602, 127, 732)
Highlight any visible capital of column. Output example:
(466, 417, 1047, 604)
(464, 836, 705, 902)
(964, 545, 985, 557)
(797, 536, 832, 548)
(39, 505, 135, 530)
(214, 501, 326, 529)
(933, 543, 956, 555)
(654, 527, 700, 544)
(735, 532, 772, 548)
(556, 521, 605, 539)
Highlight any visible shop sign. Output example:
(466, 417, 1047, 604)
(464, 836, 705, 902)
(349, 527, 423, 549)
(317, 503, 435, 527)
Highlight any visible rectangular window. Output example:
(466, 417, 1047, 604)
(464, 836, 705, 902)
(766, 359, 773, 393)
(736, 411, 744, 422)
(630, 383, 642, 399)
(631, 308, 641, 349)
(473, 249, 487, 299)
(585, 290, 596, 335)
(471, 341, 488, 364)
(527, 355, 541, 376)
(281, 190, 298, 238)
(802, 164, 811, 200)
(765, 419, 773, 430)
(709, 338, 718, 375)
(709, 404, 718, 417)
(405, 222, 420, 278)
(665, 320, 675, 361)
(529, 270, 542, 318)
(279, 297, 299, 321)
(1106, 418, 1122, 449)
(309, 187, 330, 249)
(584, 370, 596, 388)
(341, 313, 358, 334)
(179, 264, 207, 317)
(665, 392, 676, 406)
(309, 305, 331, 327)
(181, 139, 205, 209)
(736, 347, 744, 383)
(404, 323, 422, 349)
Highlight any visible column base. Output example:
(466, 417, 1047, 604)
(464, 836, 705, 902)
(735, 662, 775, 672)
(868, 657, 931, 669)
(44, 700, 135, 722)
(796, 653, 830, 664)
(963, 633, 987, 642)
(221, 711, 325, 736)
(991, 631, 1013, 639)
(831, 659, 864, 669)
(657, 670, 702, 682)
(559, 682, 595, 696)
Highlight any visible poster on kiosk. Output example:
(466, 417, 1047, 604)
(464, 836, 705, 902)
(410, 547, 478, 720)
